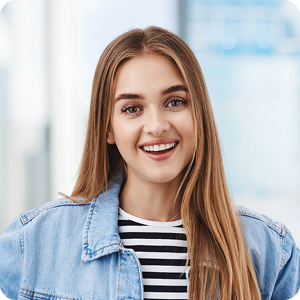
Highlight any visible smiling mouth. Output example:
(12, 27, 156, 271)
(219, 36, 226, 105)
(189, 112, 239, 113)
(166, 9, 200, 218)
(140, 142, 178, 154)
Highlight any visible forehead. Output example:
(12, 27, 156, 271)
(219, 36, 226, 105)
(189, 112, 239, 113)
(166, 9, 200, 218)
(113, 54, 185, 95)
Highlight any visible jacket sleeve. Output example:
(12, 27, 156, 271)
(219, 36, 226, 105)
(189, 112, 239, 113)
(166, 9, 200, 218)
(0, 216, 24, 300)
(272, 228, 300, 299)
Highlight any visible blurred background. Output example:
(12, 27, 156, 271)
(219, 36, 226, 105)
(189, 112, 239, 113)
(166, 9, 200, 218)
(0, 0, 300, 247)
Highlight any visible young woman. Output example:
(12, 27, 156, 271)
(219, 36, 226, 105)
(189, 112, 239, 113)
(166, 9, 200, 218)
(0, 26, 299, 300)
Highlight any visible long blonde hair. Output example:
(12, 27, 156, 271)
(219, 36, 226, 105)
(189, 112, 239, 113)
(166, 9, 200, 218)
(70, 26, 261, 300)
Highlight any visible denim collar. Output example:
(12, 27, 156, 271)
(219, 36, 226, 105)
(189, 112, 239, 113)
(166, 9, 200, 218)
(81, 173, 123, 262)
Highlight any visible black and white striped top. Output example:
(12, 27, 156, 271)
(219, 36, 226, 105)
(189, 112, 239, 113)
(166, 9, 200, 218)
(118, 208, 189, 300)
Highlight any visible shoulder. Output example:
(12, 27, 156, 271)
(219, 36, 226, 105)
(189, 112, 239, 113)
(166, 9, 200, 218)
(236, 205, 286, 237)
(2, 197, 93, 256)
(236, 205, 300, 299)
(18, 197, 91, 226)
(0, 196, 93, 262)
(0, 197, 92, 299)
(235, 205, 286, 267)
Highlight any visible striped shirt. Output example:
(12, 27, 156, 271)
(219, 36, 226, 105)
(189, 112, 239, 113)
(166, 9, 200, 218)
(118, 208, 189, 300)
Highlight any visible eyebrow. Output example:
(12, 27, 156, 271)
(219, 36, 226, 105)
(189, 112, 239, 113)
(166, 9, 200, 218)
(162, 85, 188, 95)
(115, 84, 188, 102)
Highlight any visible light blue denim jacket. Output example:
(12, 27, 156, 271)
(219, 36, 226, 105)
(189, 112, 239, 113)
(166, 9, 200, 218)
(0, 176, 300, 300)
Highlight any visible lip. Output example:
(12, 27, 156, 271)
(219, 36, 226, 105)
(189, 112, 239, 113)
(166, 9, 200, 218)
(140, 142, 179, 161)
(139, 138, 179, 148)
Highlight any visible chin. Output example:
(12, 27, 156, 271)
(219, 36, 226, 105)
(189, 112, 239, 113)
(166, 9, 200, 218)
(142, 171, 182, 185)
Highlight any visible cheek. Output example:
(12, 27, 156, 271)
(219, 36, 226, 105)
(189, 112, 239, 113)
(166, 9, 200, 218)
(112, 119, 140, 149)
(177, 112, 195, 137)
(180, 115, 196, 151)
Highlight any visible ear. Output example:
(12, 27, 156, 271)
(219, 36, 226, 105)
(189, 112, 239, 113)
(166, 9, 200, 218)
(106, 130, 115, 145)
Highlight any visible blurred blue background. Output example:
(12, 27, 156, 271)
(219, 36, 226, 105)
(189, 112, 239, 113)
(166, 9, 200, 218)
(0, 0, 299, 245)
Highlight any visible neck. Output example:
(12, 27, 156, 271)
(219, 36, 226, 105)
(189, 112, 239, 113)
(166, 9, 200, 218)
(119, 170, 183, 222)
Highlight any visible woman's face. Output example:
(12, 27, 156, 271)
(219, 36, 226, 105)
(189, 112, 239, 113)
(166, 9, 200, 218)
(107, 53, 195, 184)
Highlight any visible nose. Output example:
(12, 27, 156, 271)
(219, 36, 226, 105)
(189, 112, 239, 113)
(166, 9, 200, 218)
(143, 108, 170, 136)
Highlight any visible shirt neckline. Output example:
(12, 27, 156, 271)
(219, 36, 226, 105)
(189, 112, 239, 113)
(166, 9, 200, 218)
(118, 207, 183, 227)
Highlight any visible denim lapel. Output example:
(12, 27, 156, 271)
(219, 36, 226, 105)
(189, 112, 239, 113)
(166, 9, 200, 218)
(81, 174, 123, 262)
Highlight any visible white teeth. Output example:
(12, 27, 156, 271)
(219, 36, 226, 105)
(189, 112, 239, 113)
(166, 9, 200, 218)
(142, 142, 176, 152)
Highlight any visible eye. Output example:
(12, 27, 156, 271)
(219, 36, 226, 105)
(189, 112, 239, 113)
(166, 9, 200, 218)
(127, 106, 138, 113)
(167, 97, 187, 109)
(121, 104, 142, 116)
(169, 100, 182, 107)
